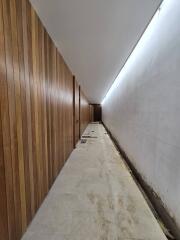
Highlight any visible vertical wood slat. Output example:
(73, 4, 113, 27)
(0, 0, 90, 239)
(80, 89, 90, 135)
(0, 108, 9, 240)
(73, 76, 80, 146)
(16, 0, 32, 228)
(10, 0, 27, 232)
(1, 0, 22, 238)
(0, 0, 17, 239)
(21, 0, 35, 220)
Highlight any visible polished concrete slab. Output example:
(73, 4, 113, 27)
(22, 123, 167, 240)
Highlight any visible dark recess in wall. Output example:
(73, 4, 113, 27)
(90, 104, 102, 122)
(103, 122, 180, 240)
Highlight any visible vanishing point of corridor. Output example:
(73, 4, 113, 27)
(22, 123, 167, 240)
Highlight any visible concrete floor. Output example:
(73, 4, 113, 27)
(22, 123, 167, 240)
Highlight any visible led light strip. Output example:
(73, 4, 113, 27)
(101, 0, 167, 105)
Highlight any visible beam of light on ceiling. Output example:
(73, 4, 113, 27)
(101, 0, 168, 105)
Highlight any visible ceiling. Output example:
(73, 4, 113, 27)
(29, 0, 162, 103)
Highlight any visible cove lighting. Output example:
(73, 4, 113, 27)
(101, 0, 168, 105)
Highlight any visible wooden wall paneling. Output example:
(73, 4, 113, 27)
(23, 1, 32, 218)
(80, 90, 85, 136)
(52, 47, 58, 179)
(47, 36, 53, 187)
(62, 61, 67, 162)
(0, 108, 9, 240)
(63, 64, 66, 160)
(67, 67, 72, 158)
(10, 0, 27, 232)
(38, 16, 44, 201)
(59, 54, 64, 171)
(35, 14, 43, 207)
(0, 0, 16, 239)
(79, 86, 81, 139)
(73, 76, 75, 147)
(75, 81, 80, 143)
(28, 0, 38, 216)
(40, 25, 49, 197)
(70, 73, 74, 151)
(54, 46, 58, 177)
(37, 16, 45, 203)
(67, 68, 73, 157)
(60, 58, 65, 165)
(64, 65, 68, 160)
(80, 90, 90, 135)
(73, 77, 80, 146)
(44, 28, 50, 191)
(1, 0, 22, 238)
(16, 0, 32, 226)
(70, 70, 74, 154)
(76, 79, 80, 143)
(64, 66, 71, 156)
(80, 89, 83, 136)
(65, 67, 68, 156)
(48, 48, 52, 184)
(50, 38, 55, 181)
(53, 44, 57, 176)
(31, 6, 41, 211)
(80, 90, 83, 136)
(0, 0, 88, 239)
(36, 14, 42, 205)
(58, 54, 63, 170)
(45, 30, 50, 188)
(56, 52, 61, 172)
(51, 44, 55, 178)
(65, 66, 69, 161)
(56, 48, 60, 175)
(59, 55, 65, 169)
(21, 0, 35, 220)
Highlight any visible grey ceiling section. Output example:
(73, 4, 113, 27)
(29, 0, 162, 103)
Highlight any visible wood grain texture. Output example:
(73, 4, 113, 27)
(0, 1, 16, 239)
(73, 77, 80, 146)
(0, 98, 9, 240)
(0, 0, 89, 239)
(80, 89, 90, 135)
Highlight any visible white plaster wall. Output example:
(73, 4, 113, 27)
(102, 0, 180, 228)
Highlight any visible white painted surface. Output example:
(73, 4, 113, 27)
(29, 0, 161, 103)
(22, 124, 167, 240)
(102, 0, 180, 229)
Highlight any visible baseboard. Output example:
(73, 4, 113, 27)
(102, 122, 180, 240)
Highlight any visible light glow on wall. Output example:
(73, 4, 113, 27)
(101, 0, 169, 105)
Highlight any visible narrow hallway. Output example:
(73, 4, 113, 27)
(22, 123, 167, 240)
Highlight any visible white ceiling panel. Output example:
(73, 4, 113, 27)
(29, 0, 162, 103)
